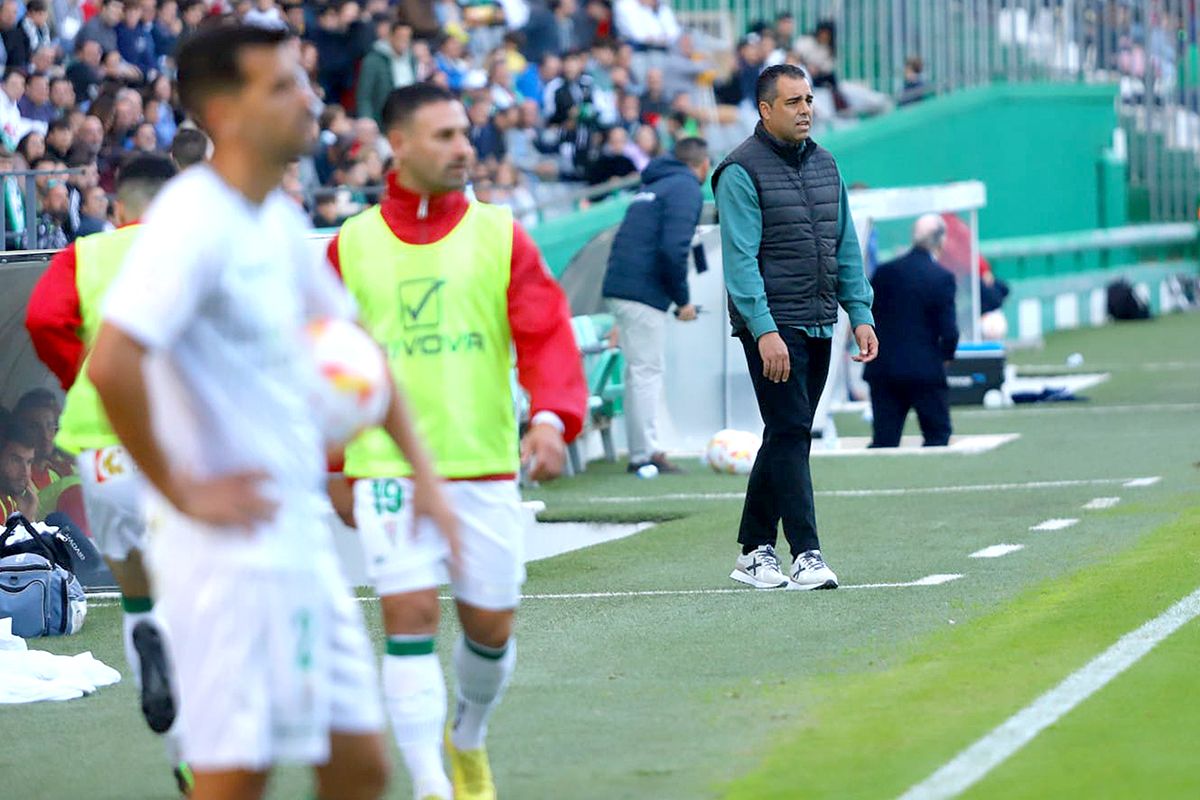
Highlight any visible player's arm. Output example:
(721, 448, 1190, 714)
(88, 324, 278, 528)
(25, 244, 86, 390)
(508, 221, 588, 482)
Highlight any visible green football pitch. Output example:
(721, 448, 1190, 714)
(2, 313, 1197, 800)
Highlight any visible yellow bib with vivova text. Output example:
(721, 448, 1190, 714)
(56, 225, 141, 455)
(338, 202, 518, 479)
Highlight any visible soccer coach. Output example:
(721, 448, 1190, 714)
(712, 64, 878, 592)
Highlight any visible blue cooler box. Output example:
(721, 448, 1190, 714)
(946, 342, 1006, 406)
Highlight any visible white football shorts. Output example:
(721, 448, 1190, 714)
(76, 446, 145, 561)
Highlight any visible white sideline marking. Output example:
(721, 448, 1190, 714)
(85, 573, 964, 606)
(969, 544, 1025, 559)
(1123, 477, 1161, 488)
(1017, 361, 1200, 373)
(584, 476, 1162, 505)
(898, 585, 1200, 800)
(956, 402, 1200, 418)
(1030, 518, 1079, 532)
(1083, 497, 1120, 510)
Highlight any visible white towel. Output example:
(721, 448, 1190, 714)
(0, 620, 121, 704)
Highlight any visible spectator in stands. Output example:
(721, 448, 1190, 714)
(152, 0, 182, 58)
(522, 0, 580, 63)
(0, 419, 39, 519)
(74, 115, 104, 156)
(49, 77, 76, 120)
(434, 30, 470, 91)
(36, 176, 70, 248)
(243, 0, 287, 29)
(545, 47, 593, 123)
(614, 0, 679, 52)
(1, 68, 46, 149)
(516, 51, 559, 103)
(864, 214, 959, 448)
(19, 72, 56, 124)
(53, 0, 87, 53)
(16, 130, 45, 165)
(900, 56, 929, 105)
(638, 65, 669, 122)
(625, 122, 658, 170)
(310, 1, 370, 105)
(601, 136, 708, 474)
(45, 117, 72, 160)
(131, 120, 157, 152)
(75, 184, 111, 236)
(774, 11, 796, 51)
(616, 91, 640, 133)
(66, 38, 102, 105)
(169, 126, 208, 169)
(586, 124, 636, 184)
(21, 1, 55, 59)
(78, 0, 123, 55)
(11, 389, 74, 492)
(357, 20, 418, 125)
(467, 95, 504, 163)
(311, 187, 343, 228)
(117, 0, 157, 79)
(0, 1, 30, 71)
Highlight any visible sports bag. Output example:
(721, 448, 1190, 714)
(0, 514, 88, 637)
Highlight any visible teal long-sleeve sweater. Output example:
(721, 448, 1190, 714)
(714, 158, 875, 340)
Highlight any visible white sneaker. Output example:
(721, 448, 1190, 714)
(789, 549, 839, 590)
(730, 545, 789, 589)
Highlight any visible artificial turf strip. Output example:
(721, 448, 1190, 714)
(723, 507, 1200, 800)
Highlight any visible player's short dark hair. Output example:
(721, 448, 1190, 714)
(672, 136, 708, 168)
(14, 387, 59, 415)
(0, 418, 38, 453)
(170, 127, 209, 168)
(118, 153, 177, 187)
(755, 63, 810, 111)
(176, 24, 290, 125)
(380, 83, 458, 133)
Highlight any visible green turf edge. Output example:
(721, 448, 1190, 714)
(721, 503, 1200, 800)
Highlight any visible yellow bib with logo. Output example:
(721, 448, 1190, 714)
(338, 202, 518, 479)
(56, 225, 141, 456)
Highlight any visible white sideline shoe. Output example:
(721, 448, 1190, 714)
(730, 545, 789, 589)
(789, 549, 839, 590)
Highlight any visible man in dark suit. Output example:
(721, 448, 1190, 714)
(865, 213, 960, 447)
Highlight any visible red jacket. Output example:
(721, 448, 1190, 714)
(26, 242, 85, 391)
(327, 173, 587, 444)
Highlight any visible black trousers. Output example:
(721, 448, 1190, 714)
(736, 328, 832, 558)
(868, 378, 952, 448)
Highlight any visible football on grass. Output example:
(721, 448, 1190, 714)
(306, 318, 390, 445)
(705, 429, 761, 475)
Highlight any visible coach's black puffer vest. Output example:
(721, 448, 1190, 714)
(712, 122, 842, 334)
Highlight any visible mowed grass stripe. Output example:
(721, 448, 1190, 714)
(722, 507, 1200, 800)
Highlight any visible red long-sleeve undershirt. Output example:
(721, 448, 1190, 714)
(26, 243, 85, 391)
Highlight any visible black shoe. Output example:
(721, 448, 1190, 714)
(626, 461, 650, 474)
(132, 620, 176, 734)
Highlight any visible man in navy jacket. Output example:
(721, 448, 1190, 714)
(602, 137, 709, 473)
(864, 214, 960, 447)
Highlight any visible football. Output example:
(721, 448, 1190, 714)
(306, 318, 391, 445)
(704, 429, 761, 475)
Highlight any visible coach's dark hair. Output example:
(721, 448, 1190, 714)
(381, 83, 458, 133)
(176, 24, 290, 126)
(116, 154, 176, 217)
(755, 64, 810, 114)
(672, 136, 708, 168)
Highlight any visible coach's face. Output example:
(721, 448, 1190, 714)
(391, 100, 475, 195)
(760, 75, 814, 144)
(234, 44, 317, 164)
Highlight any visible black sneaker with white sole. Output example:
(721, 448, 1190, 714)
(132, 620, 177, 734)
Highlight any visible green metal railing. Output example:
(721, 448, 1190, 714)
(981, 222, 1200, 280)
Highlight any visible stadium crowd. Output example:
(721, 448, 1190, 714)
(0, 0, 893, 249)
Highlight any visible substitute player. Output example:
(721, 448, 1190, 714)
(86, 26, 457, 800)
(26, 154, 191, 795)
(327, 83, 587, 800)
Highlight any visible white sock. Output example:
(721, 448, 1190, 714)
(383, 639, 450, 797)
(121, 609, 155, 690)
(451, 636, 516, 751)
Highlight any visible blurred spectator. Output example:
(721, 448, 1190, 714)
(357, 21, 417, 125)
(311, 188, 343, 228)
(36, 176, 70, 248)
(11, 388, 74, 491)
(2, 68, 46, 149)
(244, 0, 287, 30)
(544, 48, 593, 124)
(16, 130, 45, 165)
(19, 72, 56, 124)
(0, 144, 26, 248)
(0, 0, 30, 71)
(66, 38, 102, 104)
(616, 90, 640, 133)
(152, 0, 182, 58)
(45, 117, 72, 160)
(435, 31, 470, 90)
(53, 0, 87, 53)
(49, 76, 76, 119)
(117, 0, 157, 79)
(310, 1, 371, 107)
(585, 124, 635, 184)
(515, 51, 559, 102)
(625, 121, 658, 170)
(169, 125, 208, 168)
(774, 12, 795, 51)
(639, 65, 669, 122)
(65, 147, 98, 236)
(614, 0, 679, 51)
(521, 0, 579, 63)
(467, 95, 504, 162)
(21, 1, 55, 58)
(131, 120, 157, 152)
(900, 56, 930, 105)
(0, 418, 39, 519)
(78, 0, 123, 55)
(75, 184, 111, 236)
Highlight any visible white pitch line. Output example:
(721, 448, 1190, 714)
(1083, 497, 1120, 511)
(969, 544, 1025, 559)
(1030, 518, 1079, 532)
(898, 585, 1200, 800)
(583, 477, 1161, 505)
(1123, 477, 1162, 488)
(85, 574, 964, 607)
(956, 402, 1200, 418)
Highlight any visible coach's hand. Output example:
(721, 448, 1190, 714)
(411, 472, 461, 572)
(851, 324, 879, 363)
(675, 304, 698, 321)
(171, 471, 278, 529)
(758, 331, 790, 383)
(521, 423, 567, 482)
